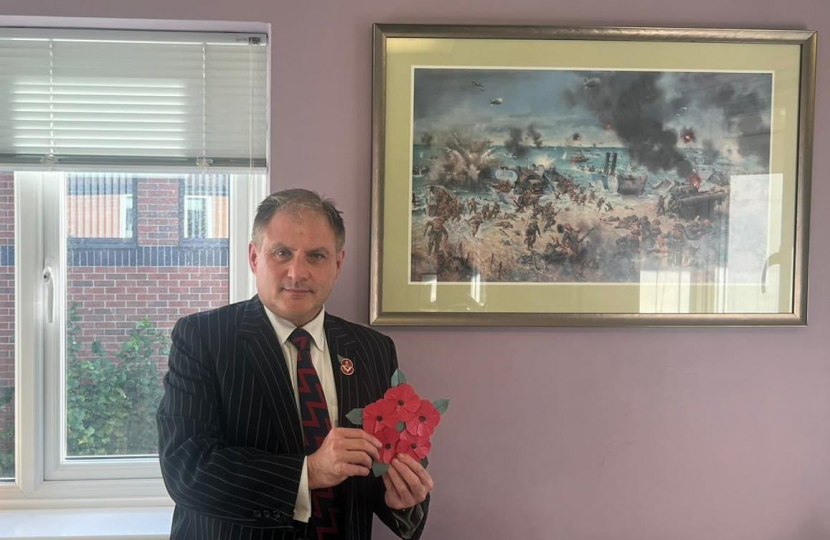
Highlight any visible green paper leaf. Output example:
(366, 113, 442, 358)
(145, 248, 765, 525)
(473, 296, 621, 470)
(390, 369, 407, 387)
(420, 457, 429, 468)
(345, 408, 364, 426)
(433, 399, 450, 415)
(396, 421, 406, 432)
(372, 462, 389, 477)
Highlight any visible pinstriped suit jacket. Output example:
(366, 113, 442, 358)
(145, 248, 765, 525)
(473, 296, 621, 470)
(157, 295, 429, 540)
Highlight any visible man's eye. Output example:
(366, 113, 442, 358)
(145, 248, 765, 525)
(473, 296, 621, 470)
(274, 250, 290, 258)
(309, 253, 325, 261)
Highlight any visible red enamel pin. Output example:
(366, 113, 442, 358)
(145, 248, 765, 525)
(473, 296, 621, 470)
(338, 355, 355, 376)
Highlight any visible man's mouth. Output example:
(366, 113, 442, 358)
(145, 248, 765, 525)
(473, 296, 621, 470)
(282, 286, 311, 294)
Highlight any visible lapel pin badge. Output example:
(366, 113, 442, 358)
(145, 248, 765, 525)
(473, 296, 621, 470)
(338, 355, 355, 376)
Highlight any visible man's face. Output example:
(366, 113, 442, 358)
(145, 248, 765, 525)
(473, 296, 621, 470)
(248, 209, 344, 327)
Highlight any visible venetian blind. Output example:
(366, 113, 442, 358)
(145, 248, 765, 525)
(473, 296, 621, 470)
(0, 28, 267, 169)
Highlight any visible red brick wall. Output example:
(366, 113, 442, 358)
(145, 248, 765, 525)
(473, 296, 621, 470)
(138, 179, 180, 246)
(67, 267, 228, 371)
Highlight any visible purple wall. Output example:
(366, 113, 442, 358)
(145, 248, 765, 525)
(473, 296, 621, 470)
(3, 1, 829, 539)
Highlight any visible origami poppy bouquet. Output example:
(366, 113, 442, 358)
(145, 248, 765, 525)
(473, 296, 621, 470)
(345, 369, 449, 476)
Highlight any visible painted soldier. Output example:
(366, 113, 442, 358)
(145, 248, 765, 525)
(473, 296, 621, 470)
(656, 194, 666, 216)
(562, 224, 578, 248)
(423, 216, 449, 256)
(490, 202, 501, 219)
(666, 223, 687, 265)
(525, 218, 541, 250)
(467, 212, 483, 238)
(542, 202, 558, 232)
(426, 186, 438, 217)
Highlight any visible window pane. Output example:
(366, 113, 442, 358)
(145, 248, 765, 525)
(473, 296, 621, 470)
(65, 173, 231, 458)
(184, 176, 229, 240)
(67, 174, 136, 242)
(0, 172, 15, 480)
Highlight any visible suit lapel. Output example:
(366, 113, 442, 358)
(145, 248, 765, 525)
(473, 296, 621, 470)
(324, 314, 365, 429)
(238, 296, 304, 454)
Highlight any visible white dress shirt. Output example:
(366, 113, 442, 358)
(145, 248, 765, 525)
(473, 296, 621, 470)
(263, 305, 338, 523)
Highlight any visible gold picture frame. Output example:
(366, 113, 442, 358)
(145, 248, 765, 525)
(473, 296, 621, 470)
(370, 24, 816, 327)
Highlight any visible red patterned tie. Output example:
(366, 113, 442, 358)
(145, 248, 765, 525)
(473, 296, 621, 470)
(289, 328, 340, 540)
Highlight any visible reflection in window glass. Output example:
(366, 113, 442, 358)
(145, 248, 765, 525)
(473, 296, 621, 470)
(67, 173, 136, 241)
(183, 175, 229, 240)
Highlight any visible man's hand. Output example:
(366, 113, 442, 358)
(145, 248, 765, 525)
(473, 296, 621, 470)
(307, 428, 382, 490)
(382, 453, 434, 510)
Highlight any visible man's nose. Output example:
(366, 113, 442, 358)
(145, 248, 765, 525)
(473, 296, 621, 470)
(285, 256, 309, 280)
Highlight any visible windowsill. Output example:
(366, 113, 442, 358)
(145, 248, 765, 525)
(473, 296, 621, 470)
(0, 507, 172, 539)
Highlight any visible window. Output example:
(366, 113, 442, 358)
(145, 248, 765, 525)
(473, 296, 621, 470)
(0, 24, 268, 504)
(185, 195, 210, 238)
(181, 174, 230, 242)
(67, 174, 137, 246)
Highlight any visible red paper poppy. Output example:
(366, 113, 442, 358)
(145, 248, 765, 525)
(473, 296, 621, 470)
(396, 429, 431, 461)
(362, 399, 399, 435)
(384, 383, 421, 422)
(405, 399, 441, 437)
(377, 426, 401, 464)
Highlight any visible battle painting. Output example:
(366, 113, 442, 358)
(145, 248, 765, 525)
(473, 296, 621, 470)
(410, 69, 773, 283)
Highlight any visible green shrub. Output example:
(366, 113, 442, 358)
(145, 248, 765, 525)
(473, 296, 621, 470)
(0, 304, 169, 474)
(0, 386, 13, 477)
(66, 303, 169, 456)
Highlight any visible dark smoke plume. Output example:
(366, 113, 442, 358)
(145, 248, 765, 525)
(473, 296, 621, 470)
(528, 125, 544, 148)
(564, 72, 694, 178)
(675, 73, 771, 166)
(505, 127, 528, 158)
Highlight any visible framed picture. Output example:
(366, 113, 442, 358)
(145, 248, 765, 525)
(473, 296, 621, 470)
(370, 24, 816, 326)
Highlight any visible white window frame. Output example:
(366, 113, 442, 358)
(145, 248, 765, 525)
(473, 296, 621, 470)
(0, 169, 266, 505)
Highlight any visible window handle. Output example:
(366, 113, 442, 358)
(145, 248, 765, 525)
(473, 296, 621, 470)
(42, 260, 54, 324)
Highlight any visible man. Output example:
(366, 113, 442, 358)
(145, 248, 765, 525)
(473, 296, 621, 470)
(425, 186, 438, 217)
(158, 189, 432, 540)
(423, 216, 448, 257)
(524, 218, 540, 250)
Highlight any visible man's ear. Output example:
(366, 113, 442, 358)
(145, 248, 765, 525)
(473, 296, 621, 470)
(335, 250, 345, 278)
(248, 242, 258, 273)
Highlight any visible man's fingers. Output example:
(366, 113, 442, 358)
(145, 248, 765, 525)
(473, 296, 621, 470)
(340, 462, 371, 478)
(343, 450, 373, 470)
(382, 472, 397, 496)
(386, 460, 414, 503)
(333, 427, 382, 447)
(339, 438, 380, 461)
(391, 456, 418, 480)
(395, 453, 434, 491)
(390, 456, 429, 502)
(333, 440, 379, 462)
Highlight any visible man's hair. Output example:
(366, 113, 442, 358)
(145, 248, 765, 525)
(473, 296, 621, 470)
(251, 188, 346, 251)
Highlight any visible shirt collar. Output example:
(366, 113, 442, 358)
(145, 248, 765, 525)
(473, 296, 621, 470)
(263, 305, 326, 353)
